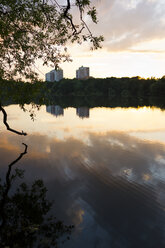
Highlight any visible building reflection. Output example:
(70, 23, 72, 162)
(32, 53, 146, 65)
(46, 105, 90, 119)
(46, 105, 64, 117)
(76, 107, 90, 119)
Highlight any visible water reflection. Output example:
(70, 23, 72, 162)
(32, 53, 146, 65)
(0, 141, 73, 248)
(0, 143, 28, 233)
(46, 105, 90, 119)
(46, 105, 64, 117)
(76, 107, 90, 119)
(0, 131, 165, 247)
(0, 104, 27, 136)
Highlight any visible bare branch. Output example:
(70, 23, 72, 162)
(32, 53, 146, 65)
(0, 104, 27, 136)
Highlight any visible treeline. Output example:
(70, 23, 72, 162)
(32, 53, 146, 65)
(43, 76, 165, 97)
(0, 76, 165, 105)
(1, 76, 165, 97)
(46, 76, 165, 97)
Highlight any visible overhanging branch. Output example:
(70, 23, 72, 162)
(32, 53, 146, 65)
(0, 104, 27, 136)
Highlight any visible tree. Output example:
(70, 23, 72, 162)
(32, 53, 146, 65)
(0, 0, 103, 80)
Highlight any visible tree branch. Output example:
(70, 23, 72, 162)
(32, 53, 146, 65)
(63, 0, 71, 16)
(0, 104, 27, 136)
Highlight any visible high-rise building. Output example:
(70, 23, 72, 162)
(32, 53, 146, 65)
(45, 69, 63, 82)
(76, 66, 89, 79)
(46, 105, 64, 117)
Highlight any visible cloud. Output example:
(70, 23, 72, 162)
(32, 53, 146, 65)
(1, 131, 165, 247)
(89, 0, 165, 52)
(127, 49, 165, 53)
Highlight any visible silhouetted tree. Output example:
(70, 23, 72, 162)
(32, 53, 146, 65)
(0, 0, 103, 80)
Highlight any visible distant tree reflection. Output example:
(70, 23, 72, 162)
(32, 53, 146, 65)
(0, 143, 73, 248)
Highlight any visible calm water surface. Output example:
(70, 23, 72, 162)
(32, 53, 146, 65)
(1, 104, 165, 248)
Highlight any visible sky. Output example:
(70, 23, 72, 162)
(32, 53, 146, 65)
(39, 0, 165, 79)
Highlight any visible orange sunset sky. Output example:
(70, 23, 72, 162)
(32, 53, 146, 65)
(38, 0, 165, 80)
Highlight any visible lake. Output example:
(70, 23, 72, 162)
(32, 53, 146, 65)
(0, 103, 165, 248)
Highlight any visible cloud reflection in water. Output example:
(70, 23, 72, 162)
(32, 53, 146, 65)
(0, 131, 165, 247)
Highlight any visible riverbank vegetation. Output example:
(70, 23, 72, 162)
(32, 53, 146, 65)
(1, 76, 165, 96)
(0, 76, 165, 109)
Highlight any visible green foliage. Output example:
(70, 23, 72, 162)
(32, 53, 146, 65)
(88, 7, 98, 23)
(0, 76, 165, 109)
(108, 87, 116, 97)
(0, 0, 103, 80)
(121, 89, 130, 98)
